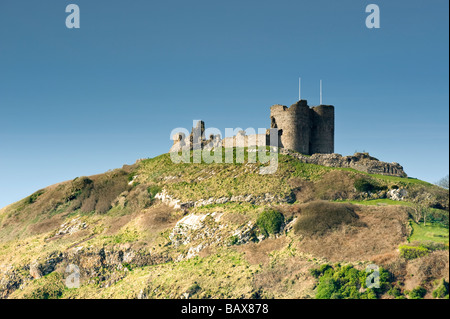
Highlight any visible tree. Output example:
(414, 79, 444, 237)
(411, 203, 425, 225)
(411, 195, 433, 226)
(436, 175, 449, 190)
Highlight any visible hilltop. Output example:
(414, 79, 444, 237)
(0, 149, 448, 299)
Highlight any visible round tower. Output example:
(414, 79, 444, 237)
(270, 100, 311, 154)
(310, 105, 334, 154)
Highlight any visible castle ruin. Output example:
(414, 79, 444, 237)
(270, 100, 334, 155)
(169, 98, 407, 177)
(170, 99, 335, 156)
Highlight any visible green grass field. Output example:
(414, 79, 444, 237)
(409, 221, 449, 244)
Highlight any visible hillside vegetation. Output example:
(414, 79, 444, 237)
(0, 149, 448, 299)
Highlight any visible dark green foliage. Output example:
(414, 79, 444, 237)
(27, 189, 45, 204)
(122, 263, 132, 271)
(427, 209, 449, 228)
(407, 286, 427, 299)
(311, 264, 391, 299)
(256, 209, 285, 237)
(128, 172, 137, 182)
(294, 201, 364, 236)
(65, 177, 94, 202)
(229, 235, 239, 246)
(432, 279, 449, 299)
(354, 178, 384, 193)
(387, 285, 405, 298)
(26, 273, 65, 299)
(399, 245, 429, 260)
(187, 282, 201, 295)
(147, 185, 162, 199)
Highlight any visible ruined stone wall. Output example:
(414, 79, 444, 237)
(270, 100, 311, 154)
(171, 99, 335, 156)
(221, 132, 267, 148)
(310, 105, 334, 154)
(280, 149, 407, 177)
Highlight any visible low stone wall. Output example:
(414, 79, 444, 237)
(280, 149, 406, 177)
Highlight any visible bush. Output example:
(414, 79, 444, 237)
(407, 286, 427, 299)
(68, 171, 130, 214)
(309, 264, 332, 278)
(228, 235, 239, 246)
(186, 282, 201, 295)
(419, 241, 448, 252)
(354, 178, 383, 193)
(25, 273, 66, 299)
(399, 245, 429, 260)
(147, 185, 162, 199)
(256, 209, 284, 237)
(27, 189, 45, 204)
(311, 264, 391, 299)
(387, 286, 403, 298)
(432, 279, 449, 299)
(65, 177, 93, 202)
(294, 201, 363, 236)
(427, 209, 449, 228)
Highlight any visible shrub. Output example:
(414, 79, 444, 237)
(65, 177, 93, 201)
(70, 171, 130, 214)
(228, 235, 239, 246)
(126, 184, 153, 211)
(27, 189, 45, 204)
(407, 286, 427, 299)
(387, 286, 403, 298)
(187, 282, 201, 295)
(294, 201, 363, 236)
(432, 279, 449, 299)
(311, 264, 391, 299)
(419, 241, 448, 252)
(354, 178, 383, 193)
(25, 273, 66, 299)
(399, 245, 429, 260)
(316, 277, 339, 299)
(147, 185, 162, 199)
(256, 209, 284, 237)
(309, 264, 333, 279)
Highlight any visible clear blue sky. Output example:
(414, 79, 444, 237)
(0, 0, 448, 208)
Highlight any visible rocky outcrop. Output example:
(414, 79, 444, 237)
(0, 246, 171, 298)
(155, 189, 293, 210)
(55, 217, 87, 236)
(280, 150, 406, 177)
(387, 188, 408, 201)
(169, 212, 257, 261)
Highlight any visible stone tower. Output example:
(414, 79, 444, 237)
(310, 105, 334, 154)
(270, 100, 334, 155)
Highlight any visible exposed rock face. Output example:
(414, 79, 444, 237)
(387, 188, 408, 201)
(169, 212, 257, 261)
(170, 212, 224, 261)
(280, 149, 406, 177)
(56, 217, 87, 236)
(155, 189, 293, 210)
(0, 247, 171, 298)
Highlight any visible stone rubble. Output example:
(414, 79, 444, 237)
(280, 149, 406, 177)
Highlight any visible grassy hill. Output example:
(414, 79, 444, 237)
(0, 149, 448, 299)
